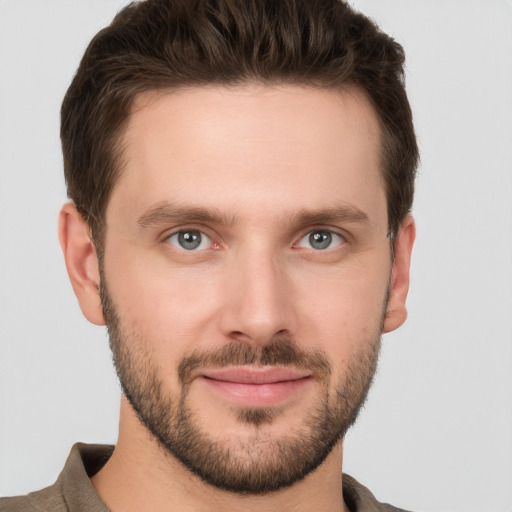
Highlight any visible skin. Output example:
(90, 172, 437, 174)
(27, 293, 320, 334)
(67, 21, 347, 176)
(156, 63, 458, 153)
(59, 84, 415, 512)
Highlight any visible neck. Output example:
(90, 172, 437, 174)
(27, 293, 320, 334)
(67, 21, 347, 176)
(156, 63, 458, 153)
(91, 399, 350, 512)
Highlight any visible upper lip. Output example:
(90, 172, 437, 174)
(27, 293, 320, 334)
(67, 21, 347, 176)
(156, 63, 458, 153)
(201, 367, 313, 384)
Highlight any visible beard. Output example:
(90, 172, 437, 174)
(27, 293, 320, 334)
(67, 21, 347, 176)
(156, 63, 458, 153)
(100, 277, 383, 495)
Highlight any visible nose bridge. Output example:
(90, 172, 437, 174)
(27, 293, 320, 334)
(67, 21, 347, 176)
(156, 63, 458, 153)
(219, 241, 295, 344)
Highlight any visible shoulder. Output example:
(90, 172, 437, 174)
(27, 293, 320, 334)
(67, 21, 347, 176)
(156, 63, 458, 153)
(343, 474, 414, 512)
(0, 483, 67, 512)
(0, 443, 114, 512)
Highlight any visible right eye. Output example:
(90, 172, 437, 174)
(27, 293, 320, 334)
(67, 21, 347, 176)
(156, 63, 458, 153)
(166, 230, 212, 251)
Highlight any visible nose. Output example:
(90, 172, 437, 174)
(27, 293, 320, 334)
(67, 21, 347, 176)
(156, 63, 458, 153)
(218, 246, 297, 346)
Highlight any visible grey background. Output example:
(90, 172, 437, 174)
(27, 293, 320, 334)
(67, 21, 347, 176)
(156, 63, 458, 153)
(1, 1, 511, 510)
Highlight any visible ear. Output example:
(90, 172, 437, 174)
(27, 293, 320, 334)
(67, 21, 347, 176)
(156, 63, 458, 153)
(58, 203, 105, 326)
(383, 214, 416, 333)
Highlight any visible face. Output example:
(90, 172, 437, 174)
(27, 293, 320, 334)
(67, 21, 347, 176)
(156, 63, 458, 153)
(72, 85, 412, 494)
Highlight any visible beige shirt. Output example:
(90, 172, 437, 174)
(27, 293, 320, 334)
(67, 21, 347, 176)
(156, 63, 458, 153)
(0, 444, 411, 512)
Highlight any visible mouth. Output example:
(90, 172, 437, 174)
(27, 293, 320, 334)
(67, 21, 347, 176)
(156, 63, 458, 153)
(198, 367, 313, 407)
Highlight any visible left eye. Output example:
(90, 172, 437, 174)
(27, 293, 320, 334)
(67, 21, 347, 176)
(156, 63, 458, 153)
(166, 230, 212, 251)
(296, 230, 344, 250)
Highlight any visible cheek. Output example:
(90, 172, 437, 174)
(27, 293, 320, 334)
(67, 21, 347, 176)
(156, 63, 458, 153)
(293, 256, 390, 357)
(103, 245, 224, 349)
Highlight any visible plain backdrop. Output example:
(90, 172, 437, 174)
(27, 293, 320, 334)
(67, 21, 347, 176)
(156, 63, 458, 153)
(0, 1, 511, 511)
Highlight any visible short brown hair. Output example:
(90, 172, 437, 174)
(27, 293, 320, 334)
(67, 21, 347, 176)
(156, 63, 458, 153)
(61, 0, 418, 245)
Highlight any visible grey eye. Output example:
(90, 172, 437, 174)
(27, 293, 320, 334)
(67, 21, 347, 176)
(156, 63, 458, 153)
(167, 230, 211, 251)
(309, 231, 332, 250)
(297, 230, 343, 250)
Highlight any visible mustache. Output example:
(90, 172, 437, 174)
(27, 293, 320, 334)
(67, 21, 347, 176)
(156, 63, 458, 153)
(178, 339, 331, 386)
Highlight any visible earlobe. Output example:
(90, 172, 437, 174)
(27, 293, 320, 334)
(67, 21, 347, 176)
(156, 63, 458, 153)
(383, 214, 415, 333)
(58, 203, 105, 326)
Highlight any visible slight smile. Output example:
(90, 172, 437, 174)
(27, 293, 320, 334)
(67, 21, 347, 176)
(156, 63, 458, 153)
(198, 367, 314, 407)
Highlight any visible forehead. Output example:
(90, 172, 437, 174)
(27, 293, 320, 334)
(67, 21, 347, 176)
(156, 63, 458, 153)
(126, 84, 381, 166)
(108, 84, 385, 229)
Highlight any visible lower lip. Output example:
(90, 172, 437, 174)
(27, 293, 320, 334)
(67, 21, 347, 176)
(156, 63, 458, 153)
(199, 376, 312, 407)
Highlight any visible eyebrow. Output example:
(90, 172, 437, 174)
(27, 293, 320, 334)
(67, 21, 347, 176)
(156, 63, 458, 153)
(291, 206, 369, 227)
(137, 202, 236, 228)
(137, 201, 369, 229)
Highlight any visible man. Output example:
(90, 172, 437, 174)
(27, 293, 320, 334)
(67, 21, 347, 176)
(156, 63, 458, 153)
(0, 0, 418, 511)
